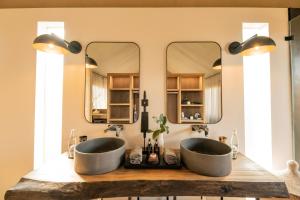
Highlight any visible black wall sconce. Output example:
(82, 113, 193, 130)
(32, 33, 82, 55)
(228, 34, 276, 56)
(85, 54, 98, 69)
(212, 58, 222, 70)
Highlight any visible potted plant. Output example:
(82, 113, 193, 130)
(149, 114, 169, 152)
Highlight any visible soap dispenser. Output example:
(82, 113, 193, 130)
(68, 129, 77, 159)
(147, 138, 152, 155)
(230, 129, 239, 160)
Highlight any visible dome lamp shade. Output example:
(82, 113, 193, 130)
(228, 34, 276, 56)
(32, 33, 82, 55)
(212, 58, 222, 70)
(86, 55, 98, 69)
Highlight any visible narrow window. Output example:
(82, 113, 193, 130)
(34, 22, 64, 169)
(243, 23, 272, 170)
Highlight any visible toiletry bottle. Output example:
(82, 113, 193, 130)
(154, 139, 159, 155)
(230, 129, 239, 160)
(68, 129, 77, 159)
(147, 138, 152, 155)
(133, 104, 138, 122)
(181, 112, 185, 120)
(182, 96, 188, 104)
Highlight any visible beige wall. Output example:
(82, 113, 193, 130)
(0, 10, 36, 200)
(0, 8, 292, 199)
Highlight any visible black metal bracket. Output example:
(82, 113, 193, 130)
(68, 41, 82, 54)
(141, 91, 149, 150)
(228, 41, 242, 54)
(141, 92, 149, 108)
(285, 35, 294, 41)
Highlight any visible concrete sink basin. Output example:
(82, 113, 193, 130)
(75, 137, 125, 175)
(180, 138, 232, 177)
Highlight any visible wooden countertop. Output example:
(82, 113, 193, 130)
(5, 153, 289, 200)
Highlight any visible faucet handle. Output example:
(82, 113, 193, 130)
(115, 124, 124, 130)
(104, 124, 124, 137)
(191, 125, 209, 137)
(191, 125, 199, 132)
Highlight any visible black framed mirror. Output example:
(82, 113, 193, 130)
(84, 42, 140, 124)
(166, 42, 222, 124)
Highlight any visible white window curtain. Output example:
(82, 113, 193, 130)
(92, 72, 107, 109)
(205, 73, 222, 123)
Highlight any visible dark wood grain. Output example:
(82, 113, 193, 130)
(4, 153, 289, 200)
(5, 179, 289, 200)
(290, 194, 300, 200)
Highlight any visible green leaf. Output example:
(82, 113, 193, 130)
(159, 114, 164, 121)
(165, 126, 169, 134)
(150, 114, 170, 137)
(162, 116, 167, 125)
(160, 125, 166, 133)
(152, 130, 161, 139)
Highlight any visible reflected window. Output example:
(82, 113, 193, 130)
(92, 73, 107, 110)
(205, 73, 222, 123)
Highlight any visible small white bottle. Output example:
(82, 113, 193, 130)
(68, 129, 77, 159)
(230, 129, 239, 160)
(133, 104, 138, 122)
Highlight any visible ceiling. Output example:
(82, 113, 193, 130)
(167, 42, 221, 77)
(0, 0, 300, 8)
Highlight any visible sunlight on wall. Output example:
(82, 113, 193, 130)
(243, 23, 272, 170)
(34, 22, 64, 169)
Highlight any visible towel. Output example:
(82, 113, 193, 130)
(164, 148, 177, 165)
(129, 147, 143, 165)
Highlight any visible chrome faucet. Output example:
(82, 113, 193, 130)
(192, 125, 209, 137)
(104, 125, 124, 137)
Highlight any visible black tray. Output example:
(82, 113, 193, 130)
(124, 152, 182, 169)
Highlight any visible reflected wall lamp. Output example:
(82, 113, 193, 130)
(228, 34, 276, 56)
(32, 33, 82, 55)
(86, 54, 98, 69)
(212, 58, 222, 70)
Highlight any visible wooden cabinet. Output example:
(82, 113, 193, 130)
(107, 73, 139, 124)
(167, 73, 205, 124)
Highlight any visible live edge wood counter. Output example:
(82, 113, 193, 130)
(5, 153, 289, 200)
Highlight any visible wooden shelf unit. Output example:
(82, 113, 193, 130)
(167, 73, 205, 124)
(107, 73, 139, 124)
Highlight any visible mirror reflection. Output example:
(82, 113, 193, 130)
(85, 42, 140, 124)
(166, 42, 222, 124)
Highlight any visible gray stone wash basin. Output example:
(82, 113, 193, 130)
(180, 138, 232, 177)
(75, 137, 125, 175)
